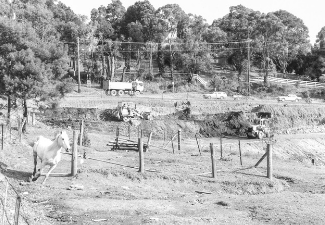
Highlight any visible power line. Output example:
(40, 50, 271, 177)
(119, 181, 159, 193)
(96, 47, 250, 54)
(80, 39, 251, 46)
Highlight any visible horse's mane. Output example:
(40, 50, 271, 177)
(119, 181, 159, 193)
(53, 131, 63, 141)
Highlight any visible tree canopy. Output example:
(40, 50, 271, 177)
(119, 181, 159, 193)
(1, 0, 324, 125)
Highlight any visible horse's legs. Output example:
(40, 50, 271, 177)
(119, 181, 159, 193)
(32, 151, 37, 177)
(32, 161, 46, 182)
(42, 164, 57, 185)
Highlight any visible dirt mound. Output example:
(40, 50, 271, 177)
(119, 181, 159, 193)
(40, 102, 325, 139)
(221, 179, 288, 195)
(198, 112, 250, 137)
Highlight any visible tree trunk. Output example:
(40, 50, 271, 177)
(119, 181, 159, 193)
(157, 43, 164, 75)
(263, 44, 268, 86)
(121, 67, 126, 82)
(110, 56, 115, 80)
(22, 98, 28, 133)
(7, 95, 11, 128)
(137, 49, 141, 71)
(149, 43, 153, 79)
(238, 71, 242, 82)
(169, 41, 173, 79)
(103, 55, 107, 80)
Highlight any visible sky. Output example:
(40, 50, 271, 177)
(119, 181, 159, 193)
(59, 0, 325, 44)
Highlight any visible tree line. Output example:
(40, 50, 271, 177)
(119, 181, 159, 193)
(1, 0, 325, 127)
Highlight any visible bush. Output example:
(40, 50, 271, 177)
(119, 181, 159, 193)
(145, 82, 163, 94)
(56, 78, 75, 96)
(251, 83, 298, 98)
(199, 111, 251, 137)
(176, 82, 203, 92)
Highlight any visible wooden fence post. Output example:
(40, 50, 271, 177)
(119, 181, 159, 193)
(1, 124, 3, 150)
(163, 129, 166, 143)
(14, 196, 22, 225)
(1, 180, 9, 225)
(195, 134, 201, 156)
(178, 129, 181, 151)
(210, 143, 216, 178)
(220, 136, 223, 159)
(32, 112, 35, 126)
(147, 132, 153, 152)
(79, 120, 84, 146)
(9, 122, 11, 141)
(171, 136, 175, 154)
(115, 127, 119, 150)
(138, 138, 144, 173)
(17, 116, 22, 143)
(26, 112, 29, 124)
(239, 140, 242, 166)
(71, 130, 78, 176)
(267, 143, 273, 180)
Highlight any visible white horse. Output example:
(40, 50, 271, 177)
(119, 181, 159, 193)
(31, 131, 71, 185)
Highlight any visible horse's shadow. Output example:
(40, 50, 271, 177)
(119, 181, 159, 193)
(1, 162, 32, 182)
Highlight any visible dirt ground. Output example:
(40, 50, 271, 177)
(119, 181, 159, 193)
(1, 87, 325, 225)
(1, 122, 325, 225)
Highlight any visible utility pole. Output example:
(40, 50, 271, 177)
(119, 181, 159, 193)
(149, 42, 153, 77)
(77, 37, 81, 93)
(247, 37, 251, 96)
(169, 39, 173, 79)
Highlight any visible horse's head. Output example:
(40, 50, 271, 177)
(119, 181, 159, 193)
(58, 131, 71, 151)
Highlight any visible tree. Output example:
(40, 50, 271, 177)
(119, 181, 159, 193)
(155, 4, 187, 79)
(216, 5, 261, 81)
(316, 26, 325, 49)
(0, 0, 74, 130)
(216, 5, 261, 41)
(255, 13, 284, 85)
(272, 10, 310, 74)
(121, 0, 155, 41)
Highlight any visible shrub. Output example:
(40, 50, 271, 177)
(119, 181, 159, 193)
(251, 83, 297, 97)
(56, 78, 75, 96)
(176, 82, 203, 92)
(145, 82, 163, 94)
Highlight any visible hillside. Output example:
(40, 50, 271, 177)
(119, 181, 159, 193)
(1, 86, 325, 224)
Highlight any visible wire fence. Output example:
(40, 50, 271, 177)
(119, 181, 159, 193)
(0, 177, 31, 225)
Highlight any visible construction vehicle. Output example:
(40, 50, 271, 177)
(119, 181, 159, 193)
(103, 80, 144, 96)
(174, 100, 191, 119)
(246, 112, 272, 139)
(115, 102, 153, 122)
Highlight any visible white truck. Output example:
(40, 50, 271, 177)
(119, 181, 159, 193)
(277, 94, 302, 102)
(103, 80, 144, 96)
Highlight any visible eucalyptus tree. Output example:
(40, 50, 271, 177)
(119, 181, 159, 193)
(254, 12, 284, 84)
(271, 10, 310, 74)
(155, 4, 187, 79)
(316, 26, 325, 49)
(119, 0, 157, 79)
(215, 5, 261, 81)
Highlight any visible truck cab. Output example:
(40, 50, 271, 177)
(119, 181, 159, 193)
(132, 80, 144, 93)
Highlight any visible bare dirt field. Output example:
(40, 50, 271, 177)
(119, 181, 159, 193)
(1, 86, 325, 225)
